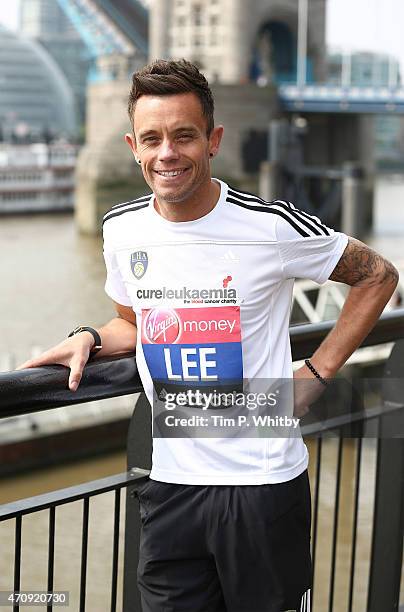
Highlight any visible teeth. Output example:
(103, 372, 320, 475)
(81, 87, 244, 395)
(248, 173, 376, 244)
(156, 170, 185, 177)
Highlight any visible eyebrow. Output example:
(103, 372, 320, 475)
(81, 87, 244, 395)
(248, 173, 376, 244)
(138, 130, 158, 140)
(138, 126, 199, 140)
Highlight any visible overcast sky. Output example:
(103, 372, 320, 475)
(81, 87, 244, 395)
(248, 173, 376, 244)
(1, 0, 404, 71)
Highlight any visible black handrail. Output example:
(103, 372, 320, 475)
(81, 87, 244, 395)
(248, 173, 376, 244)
(1, 308, 404, 419)
(0, 352, 139, 417)
(290, 306, 404, 360)
(0, 469, 149, 521)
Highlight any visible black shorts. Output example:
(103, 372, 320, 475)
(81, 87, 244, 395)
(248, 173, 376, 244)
(134, 470, 312, 612)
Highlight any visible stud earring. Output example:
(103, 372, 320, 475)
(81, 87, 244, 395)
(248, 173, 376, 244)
(136, 158, 141, 165)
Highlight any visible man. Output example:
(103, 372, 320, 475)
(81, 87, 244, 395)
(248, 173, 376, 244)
(20, 60, 398, 611)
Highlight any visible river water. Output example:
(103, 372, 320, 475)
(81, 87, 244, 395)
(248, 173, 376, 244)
(0, 211, 403, 610)
(0, 214, 130, 610)
(0, 214, 113, 361)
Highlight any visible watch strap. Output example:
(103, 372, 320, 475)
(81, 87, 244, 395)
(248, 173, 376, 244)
(68, 326, 102, 353)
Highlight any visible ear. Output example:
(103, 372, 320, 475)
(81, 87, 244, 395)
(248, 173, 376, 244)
(125, 132, 138, 158)
(208, 125, 224, 158)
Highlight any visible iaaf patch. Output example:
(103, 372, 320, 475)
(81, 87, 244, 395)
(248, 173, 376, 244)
(131, 251, 148, 279)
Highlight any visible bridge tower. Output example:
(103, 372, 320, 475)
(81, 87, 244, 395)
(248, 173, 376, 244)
(76, 0, 332, 234)
(150, 0, 326, 85)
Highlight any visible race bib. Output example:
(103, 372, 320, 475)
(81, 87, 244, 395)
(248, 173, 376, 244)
(141, 306, 243, 397)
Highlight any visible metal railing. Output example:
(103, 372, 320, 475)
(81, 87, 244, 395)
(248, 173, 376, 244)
(0, 470, 148, 612)
(1, 308, 404, 611)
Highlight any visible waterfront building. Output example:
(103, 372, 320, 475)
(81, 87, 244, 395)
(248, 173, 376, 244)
(150, 0, 326, 85)
(0, 25, 76, 140)
(20, 0, 89, 127)
(328, 50, 401, 88)
(328, 51, 404, 166)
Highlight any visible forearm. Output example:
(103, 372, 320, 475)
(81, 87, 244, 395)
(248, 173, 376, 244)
(307, 237, 399, 378)
(95, 317, 137, 357)
(310, 279, 397, 378)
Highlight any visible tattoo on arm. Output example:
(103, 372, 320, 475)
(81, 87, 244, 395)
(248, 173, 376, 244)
(329, 237, 399, 287)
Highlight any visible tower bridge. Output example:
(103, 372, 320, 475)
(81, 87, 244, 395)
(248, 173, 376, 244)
(279, 84, 404, 114)
(58, 0, 403, 234)
(55, 0, 148, 80)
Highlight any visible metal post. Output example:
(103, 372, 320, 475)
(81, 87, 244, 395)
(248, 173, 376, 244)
(341, 53, 352, 88)
(259, 161, 279, 201)
(367, 339, 404, 612)
(123, 394, 152, 612)
(367, 439, 404, 611)
(267, 120, 281, 163)
(260, 120, 284, 201)
(341, 162, 363, 238)
(297, 0, 308, 87)
(388, 56, 399, 89)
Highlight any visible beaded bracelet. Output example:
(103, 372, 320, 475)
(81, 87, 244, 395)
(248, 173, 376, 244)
(304, 359, 328, 387)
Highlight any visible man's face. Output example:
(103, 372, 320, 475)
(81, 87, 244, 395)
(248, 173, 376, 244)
(126, 92, 223, 204)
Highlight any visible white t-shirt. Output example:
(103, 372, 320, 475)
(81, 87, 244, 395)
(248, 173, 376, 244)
(103, 179, 348, 485)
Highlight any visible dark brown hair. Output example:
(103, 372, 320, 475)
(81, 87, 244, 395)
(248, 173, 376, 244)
(128, 59, 214, 134)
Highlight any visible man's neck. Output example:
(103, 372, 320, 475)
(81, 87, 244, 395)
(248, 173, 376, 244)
(154, 179, 221, 222)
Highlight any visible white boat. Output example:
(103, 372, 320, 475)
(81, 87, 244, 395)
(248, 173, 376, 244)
(0, 142, 78, 213)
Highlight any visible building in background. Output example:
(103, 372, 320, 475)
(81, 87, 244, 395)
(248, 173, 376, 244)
(328, 51, 401, 88)
(0, 23, 77, 213)
(0, 25, 76, 140)
(150, 0, 326, 85)
(20, 0, 89, 130)
(328, 51, 404, 167)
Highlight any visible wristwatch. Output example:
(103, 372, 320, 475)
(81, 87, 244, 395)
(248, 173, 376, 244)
(68, 326, 102, 354)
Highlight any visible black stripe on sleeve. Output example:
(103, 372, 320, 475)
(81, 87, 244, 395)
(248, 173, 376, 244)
(228, 186, 269, 203)
(286, 202, 331, 236)
(226, 196, 310, 237)
(110, 194, 151, 211)
(270, 201, 324, 236)
(228, 189, 330, 237)
(103, 202, 149, 225)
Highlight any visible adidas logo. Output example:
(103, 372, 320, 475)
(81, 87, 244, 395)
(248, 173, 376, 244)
(220, 250, 240, 264)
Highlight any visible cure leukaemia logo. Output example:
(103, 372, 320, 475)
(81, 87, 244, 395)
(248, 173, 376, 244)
(144, 308, 181, 344)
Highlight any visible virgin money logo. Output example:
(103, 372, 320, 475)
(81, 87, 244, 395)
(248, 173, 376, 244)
(144, 308, 181, 344)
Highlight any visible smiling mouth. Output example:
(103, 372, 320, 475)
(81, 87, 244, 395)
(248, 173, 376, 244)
(154, 169, 189, 177)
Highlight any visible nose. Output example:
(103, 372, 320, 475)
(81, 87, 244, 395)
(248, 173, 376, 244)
(158, 138, 179, 162)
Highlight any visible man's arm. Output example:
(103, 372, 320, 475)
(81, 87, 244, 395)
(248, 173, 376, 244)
(296, 237, 399, 380)
(17, 302, 137, 392)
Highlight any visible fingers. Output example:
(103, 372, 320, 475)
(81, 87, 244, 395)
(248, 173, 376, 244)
(16, 360, 34, 371)
(68, 355, 87, 392)
(16, 338, 91, 393)
(16, 353, 54, 370)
